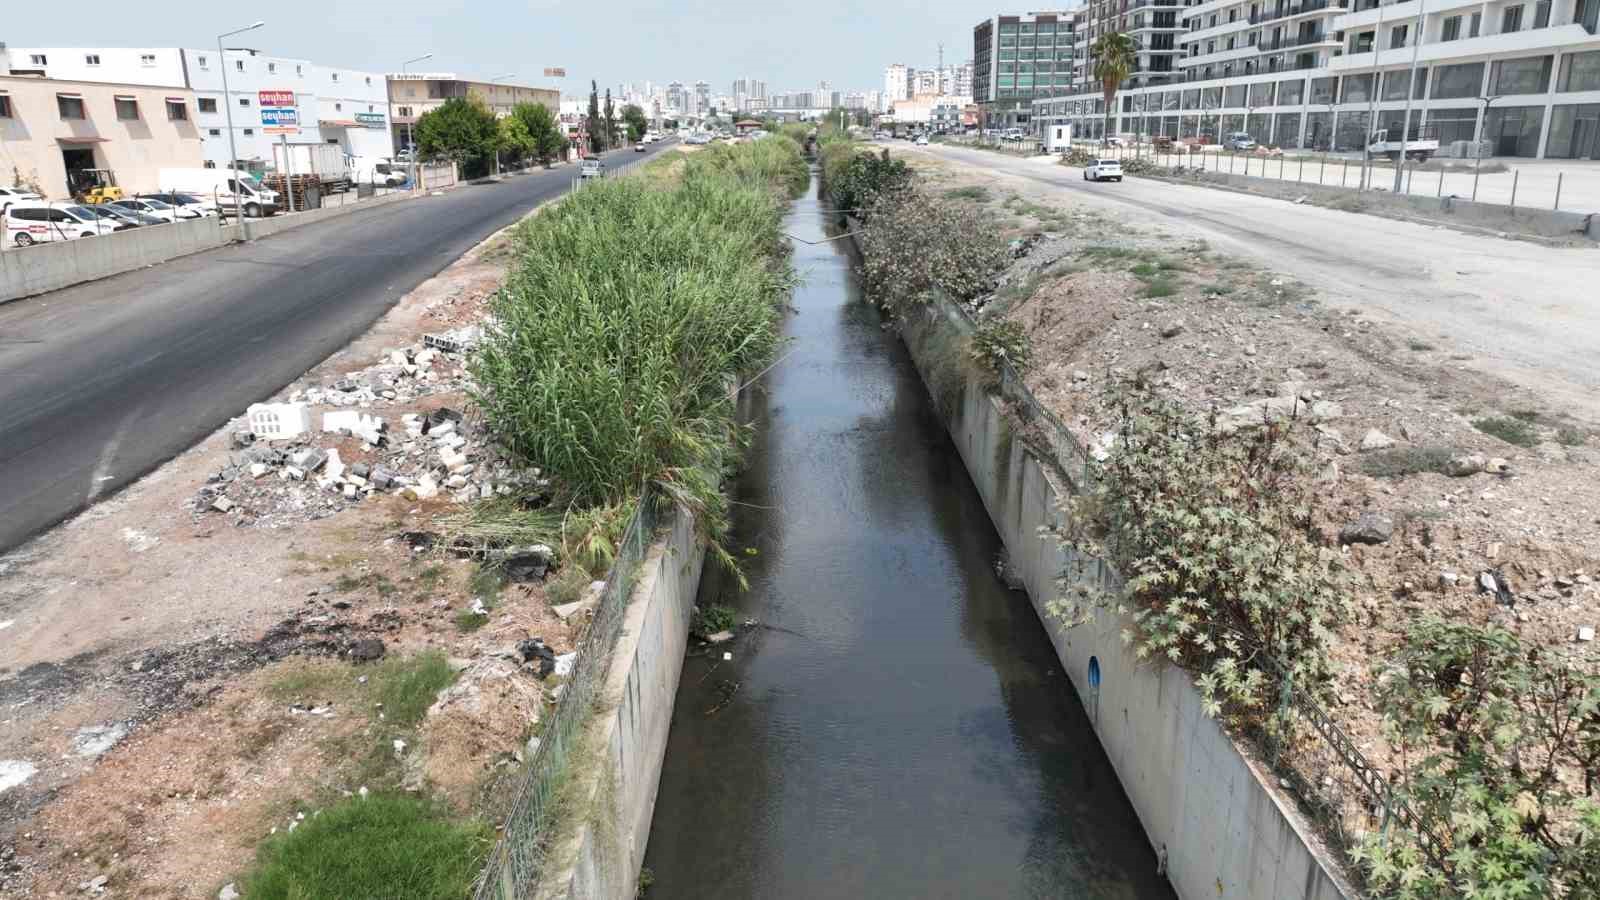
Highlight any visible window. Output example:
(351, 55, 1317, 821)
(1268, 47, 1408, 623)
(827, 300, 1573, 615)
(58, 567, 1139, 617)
(1441, 15, 1461, 40)
(1547, 103, 1600, 158)
(1470, 12, 1481, 36)
(1485, 105, 1543, 155)
(1502, 5, 1524, 31)
(85, 54, 101, 66)
(239, 97, 251, 107)
(1427, 107, 1480, 144)
(1341, 72, 1374, 103)
(243, 128, 255, 135)
(331, 72, 340, 82)
(235, 60, 245, 72)
(198, 97, 217, 113)
(268, 63, 277, 74)
(0, 96, 12, 118)
(1383, 68, 1427, 99)
(1225, 84, 1248, 106)
(397, 106, 413, 117)
(1559, 50, 1600, 92)
(197, 55, 208, 68)
(166, 100, 187, 120)
(1353, 30, 1375, 52)
(296, 65, 303, 76)
(367, 104, 375, 112)
(209, 128, 222, 136)
(1491, 55, 1552, 94)
(115, 97, 140, 120)
(1278, 78, 1304, 104)
(30, 54, 47, 66)
(57, 95, 85, 119)
(1390, 24, 1408, 48)
(140, 54, 156, 67)
(1433, 62, 1486, 98)
(334, 102, 343, 111)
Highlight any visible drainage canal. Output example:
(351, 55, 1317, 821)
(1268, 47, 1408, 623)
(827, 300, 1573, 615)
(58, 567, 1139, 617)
(641, 172, 1174, 899)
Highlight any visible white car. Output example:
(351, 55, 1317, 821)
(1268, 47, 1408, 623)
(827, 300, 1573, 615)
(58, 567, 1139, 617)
(4, 200, 118, 246)
(109, 197, 203, 222)
(1083, 159, 1124, 182)
(136, 192, 218, 218)
(915, 135, 930, 146)
(0, 186, 43, 214)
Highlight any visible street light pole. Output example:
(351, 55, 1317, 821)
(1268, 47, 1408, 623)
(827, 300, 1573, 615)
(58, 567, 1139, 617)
(489, 73, 516, 177)
(1392, 0, 1427, 191)
(400, 53, 434, 162)
(218, 20, 265, 241)
(1472, 94, 1497, 201)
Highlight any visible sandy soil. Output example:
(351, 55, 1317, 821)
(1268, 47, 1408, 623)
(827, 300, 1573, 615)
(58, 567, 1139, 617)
(0, 221, 582, 897)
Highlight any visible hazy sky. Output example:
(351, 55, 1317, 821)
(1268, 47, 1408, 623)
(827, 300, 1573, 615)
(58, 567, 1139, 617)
(5, 0, 983, 96)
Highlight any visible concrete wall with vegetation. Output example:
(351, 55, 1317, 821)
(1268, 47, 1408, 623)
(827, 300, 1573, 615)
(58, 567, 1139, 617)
(543, 507, 704, 900)
(896, 296, 1355, 900)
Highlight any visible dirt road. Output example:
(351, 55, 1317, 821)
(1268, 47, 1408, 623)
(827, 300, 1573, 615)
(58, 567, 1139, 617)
(912, 143, 1600, 422)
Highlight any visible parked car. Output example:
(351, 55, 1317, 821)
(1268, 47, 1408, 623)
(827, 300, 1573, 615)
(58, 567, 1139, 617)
(135, 192, 217, 218)
(579, 158, 607, 180)
(1103, 136, 1126, 147)
(1224, 131, 1258, 151)
(156, 168, 279, 218)
(1083, 159, 1124, 182)
(4, 201, 120, 246)
(915, 135, 930, 146)
(109, 197, 202, 222)
(0, 186, 43, 214)
(635, 141, 648, 152)
(89, 204, 165, 228)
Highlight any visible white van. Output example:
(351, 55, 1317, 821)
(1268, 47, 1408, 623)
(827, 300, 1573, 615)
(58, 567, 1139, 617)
(155, 168, 279, 218)
(4, 201, 118, 247)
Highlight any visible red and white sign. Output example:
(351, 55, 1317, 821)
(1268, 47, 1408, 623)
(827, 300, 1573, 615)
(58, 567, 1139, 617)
(258, 90, 295, 107)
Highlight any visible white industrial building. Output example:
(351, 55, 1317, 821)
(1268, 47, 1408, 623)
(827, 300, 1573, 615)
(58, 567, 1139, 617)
(7, 46, 393, 169)
(1033, 0, 1600, 159)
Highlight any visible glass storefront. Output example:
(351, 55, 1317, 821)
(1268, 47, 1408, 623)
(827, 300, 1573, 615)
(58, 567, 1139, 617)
(1547, 104, 1600, 159)
(1274, 112, 1303, 147)
(1484, 105, 1544, 156)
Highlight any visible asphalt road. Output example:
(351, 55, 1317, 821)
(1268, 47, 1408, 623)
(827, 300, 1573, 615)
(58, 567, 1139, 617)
(913, 142, 1600, 423)
(0, 141, 675, 554)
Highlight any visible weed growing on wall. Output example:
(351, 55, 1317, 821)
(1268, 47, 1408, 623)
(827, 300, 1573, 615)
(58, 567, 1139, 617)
(858, 188, 1010, 315)
(1353, 618, 1600, 899)
(1045, 379, 1351, 717)
(969, 319, 1032, 376)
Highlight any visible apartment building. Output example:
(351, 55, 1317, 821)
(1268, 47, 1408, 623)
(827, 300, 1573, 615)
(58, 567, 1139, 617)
(1074, 0, 1189, 92)
(1036, 0, 1600, 158)
(973, 11, 1082, 129)
(386, 74, 558, 154)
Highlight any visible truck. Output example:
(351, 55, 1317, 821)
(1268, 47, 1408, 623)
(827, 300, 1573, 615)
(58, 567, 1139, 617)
(271, 143, 352, 192)
(155, 168, 280, 218)
(1367, 126, 1439, 162)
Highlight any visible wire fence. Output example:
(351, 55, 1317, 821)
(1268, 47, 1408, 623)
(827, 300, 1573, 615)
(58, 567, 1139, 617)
(926, 285, 1448, 886)
(473, 490, 663, 900)
(1082, 140, 1597, 214)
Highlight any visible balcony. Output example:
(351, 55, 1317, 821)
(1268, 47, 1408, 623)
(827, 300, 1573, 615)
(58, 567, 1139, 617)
(1251, 0, 1349, 23)
(1177, 43, 1262, 67)
(1257, 30, 1338, 49)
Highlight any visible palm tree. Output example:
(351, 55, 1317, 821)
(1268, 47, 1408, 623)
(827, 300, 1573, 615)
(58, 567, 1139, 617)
(1091, 32, 1138, 146)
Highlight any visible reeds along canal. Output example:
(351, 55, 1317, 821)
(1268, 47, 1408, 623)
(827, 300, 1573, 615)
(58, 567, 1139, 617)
(640, 171, 1173, 899)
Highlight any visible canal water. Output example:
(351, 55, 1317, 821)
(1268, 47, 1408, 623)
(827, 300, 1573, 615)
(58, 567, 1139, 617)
(641, 174, 1173, 899)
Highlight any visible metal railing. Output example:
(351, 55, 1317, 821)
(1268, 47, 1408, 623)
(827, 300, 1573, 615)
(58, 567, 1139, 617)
(472, 490, 664, 899)
(920, 287, 1450, 883)
(1258, 30, 1335, 50)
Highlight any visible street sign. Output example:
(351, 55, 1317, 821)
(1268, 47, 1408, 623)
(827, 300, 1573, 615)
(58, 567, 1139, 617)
(259, 90, 299, 135)
(543, 67, 566, 77)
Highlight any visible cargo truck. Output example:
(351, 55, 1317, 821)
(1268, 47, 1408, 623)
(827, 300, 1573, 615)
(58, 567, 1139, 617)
(270, 143, 353, 192)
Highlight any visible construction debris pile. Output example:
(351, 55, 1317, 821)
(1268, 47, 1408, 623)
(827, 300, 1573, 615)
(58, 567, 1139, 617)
(191, 326, 543, 526)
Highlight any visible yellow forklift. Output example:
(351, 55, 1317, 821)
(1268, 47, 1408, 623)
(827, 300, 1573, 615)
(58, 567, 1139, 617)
(68, 168, 123, 205)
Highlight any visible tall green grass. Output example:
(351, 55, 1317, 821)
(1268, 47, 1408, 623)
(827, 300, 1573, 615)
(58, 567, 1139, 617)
(471, 138, 806, 545)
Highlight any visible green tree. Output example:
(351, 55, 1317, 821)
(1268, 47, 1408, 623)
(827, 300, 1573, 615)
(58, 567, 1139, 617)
(497, 115, 535, 168)
(587, 81, 604, 155)
(621, 104, 648, 143)
(415, 95, 499, 171)
(1091, 32, 1138, 146)
(603, 89, 616, 149)
(513, 102, 567, 166)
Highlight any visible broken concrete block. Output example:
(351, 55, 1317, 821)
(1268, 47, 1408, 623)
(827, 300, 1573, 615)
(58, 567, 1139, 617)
(388, 350, 409, 367)
(247, 403, 312, 441)
(324, 448, 346, 482)
(428, 407, 463, 427)
(343, 483, 358, 499)
(211, 497, 235, 513)
(283, 466, 306, 481)
(423, 333, 464, 354)
(349, 462, 370, 479)
(290, 448, 328, 473)
(230, 430, 256, 449)
(369, 466, 397, 490)
(495, 544, 553, 582)
(250, 462, 271, 479)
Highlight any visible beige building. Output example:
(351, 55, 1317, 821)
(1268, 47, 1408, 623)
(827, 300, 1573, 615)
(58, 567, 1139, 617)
(386, 73, 559, 153)
(0, 74, 205, 200)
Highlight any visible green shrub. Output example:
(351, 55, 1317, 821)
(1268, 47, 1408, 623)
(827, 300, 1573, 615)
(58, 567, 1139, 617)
(1354, 618, 1600, 898)
(474, 149, 793, 511)
(1357, 446, 1460, 478)
(242, 793, 490, 899)
(944, 185, 990, 202)
(969, 319, 1031, 374)
(692, 604, 737, 637)
(822, 149, 912, 218)
(1473, 415, 1539, 448)
(859, 188, 1010, 313)
(1046, 381, 1351, 717)
(1556, 426, 1588, 446)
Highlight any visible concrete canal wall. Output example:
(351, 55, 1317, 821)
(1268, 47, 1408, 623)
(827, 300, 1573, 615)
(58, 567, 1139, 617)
(895, 293, 1357, 900)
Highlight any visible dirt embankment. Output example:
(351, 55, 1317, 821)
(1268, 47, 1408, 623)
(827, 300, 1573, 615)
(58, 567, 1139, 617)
(905, 149, 1600, 791)
(0, 228, 584, 898)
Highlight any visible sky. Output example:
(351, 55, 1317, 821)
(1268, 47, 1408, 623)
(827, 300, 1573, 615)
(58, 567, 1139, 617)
(5, 0, 987, 97)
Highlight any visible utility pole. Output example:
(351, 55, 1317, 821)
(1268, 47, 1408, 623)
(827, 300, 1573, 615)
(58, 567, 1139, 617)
(1392, 0, 1427, 192)
(1359, 0, 1386, 191)
(218, 20, 264, 240)
(400, 52, 434, 181)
